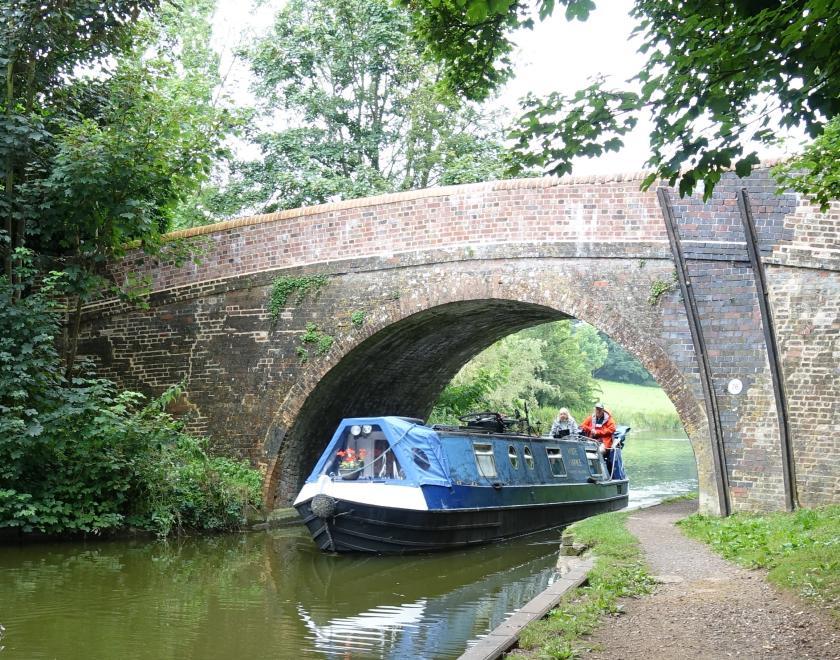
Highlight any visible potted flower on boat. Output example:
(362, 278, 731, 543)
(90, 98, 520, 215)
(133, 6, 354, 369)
(336, 448, 366, 480)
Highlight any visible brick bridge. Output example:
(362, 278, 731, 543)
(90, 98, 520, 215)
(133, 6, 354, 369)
(79, 167, 839, 515)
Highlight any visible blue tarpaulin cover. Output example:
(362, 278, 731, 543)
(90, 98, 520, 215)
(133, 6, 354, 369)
(305, 416, 452, 487)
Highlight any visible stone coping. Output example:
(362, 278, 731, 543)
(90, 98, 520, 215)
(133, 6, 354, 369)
(154, 160, 790, 245)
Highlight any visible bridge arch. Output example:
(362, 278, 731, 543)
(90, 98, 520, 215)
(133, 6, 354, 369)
(260, 266, 716, 511)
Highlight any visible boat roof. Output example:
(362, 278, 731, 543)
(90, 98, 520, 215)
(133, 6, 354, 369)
(306, 416, 452, 487)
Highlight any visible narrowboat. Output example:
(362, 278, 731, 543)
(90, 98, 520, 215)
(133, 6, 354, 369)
(293, 414, 629, 553)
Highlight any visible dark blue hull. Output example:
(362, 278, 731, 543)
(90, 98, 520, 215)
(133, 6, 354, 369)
(295, 480, 629, 553)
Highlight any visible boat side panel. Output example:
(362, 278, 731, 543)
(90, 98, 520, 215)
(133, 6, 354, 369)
(421, 480, 628, 510)
(295, 489, 628, 553)
(440, 434, 602, 487)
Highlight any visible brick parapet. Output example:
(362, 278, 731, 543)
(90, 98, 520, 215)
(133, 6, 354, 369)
(109, 175, 667, 295)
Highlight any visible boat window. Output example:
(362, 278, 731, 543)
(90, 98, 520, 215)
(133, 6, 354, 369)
(412, 447, 431, 471)
(373, 438, 405, 479)
(585, 449, 603, 478)
(473, 443, 497, 478)
(331, 425, 382, 479)
(523, 446, 535, 470)
(508, 445, 519, 470)
(545, 447, 567, 477)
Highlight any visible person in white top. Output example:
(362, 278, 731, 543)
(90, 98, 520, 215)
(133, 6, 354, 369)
(549, 408, 578, 438)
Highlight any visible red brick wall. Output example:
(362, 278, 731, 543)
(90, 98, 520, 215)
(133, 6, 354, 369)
(80, 169, 838, 512)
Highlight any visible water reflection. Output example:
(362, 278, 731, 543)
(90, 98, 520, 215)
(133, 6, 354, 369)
(0, 430, 698, 659)
(625, 431, 698, 507)
(293, 540, 561, 658)
(0, 527, 562, 659)
(298, 601, 427, 657)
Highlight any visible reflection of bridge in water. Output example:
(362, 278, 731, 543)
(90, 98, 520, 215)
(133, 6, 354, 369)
(79, 167, 840, 515)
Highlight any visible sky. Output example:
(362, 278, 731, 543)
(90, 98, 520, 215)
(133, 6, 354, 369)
(210, 0, 801, 178)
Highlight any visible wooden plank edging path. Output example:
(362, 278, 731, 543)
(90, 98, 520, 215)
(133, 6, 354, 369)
(458, 556, 595, 660)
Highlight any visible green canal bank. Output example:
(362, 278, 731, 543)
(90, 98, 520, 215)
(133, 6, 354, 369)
(496, 499, 839, 660)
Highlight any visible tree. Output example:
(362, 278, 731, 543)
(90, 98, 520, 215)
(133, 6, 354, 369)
(572, 322, 608, 374)
(773, 114, 840, 212)
(0, 0, 162, 281)
(0, 4, 263, 537)
(208, 0, 508, 217)
(401, 1, 840, 201)
(593, 332, 656, 386)
(0, 252, 262, 536)
(2, 0, 236, 374)
(520, 321, 603, 411)
(446, 333, 553, 414)
(430, 320, 604, 423)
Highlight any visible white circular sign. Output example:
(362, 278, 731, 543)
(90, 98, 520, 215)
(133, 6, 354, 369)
(727, 378, 743, 395)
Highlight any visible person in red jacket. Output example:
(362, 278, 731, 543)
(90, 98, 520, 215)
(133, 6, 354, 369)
(581, 402, 618, 476)
(580, 402, 616, 450)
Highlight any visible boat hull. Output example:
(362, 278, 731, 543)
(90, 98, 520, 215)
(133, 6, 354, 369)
(295, 480, 628, 554)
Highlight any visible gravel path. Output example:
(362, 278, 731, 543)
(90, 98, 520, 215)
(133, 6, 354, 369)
(582, 500, 839, 659)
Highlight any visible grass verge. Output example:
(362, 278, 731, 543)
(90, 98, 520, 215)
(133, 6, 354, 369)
(508, 511, 655, 659)
(678, 505, 839, 620)
(660, 492, 698, 504)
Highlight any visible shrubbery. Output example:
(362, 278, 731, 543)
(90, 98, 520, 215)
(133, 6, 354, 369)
(0, 267, 263, 537)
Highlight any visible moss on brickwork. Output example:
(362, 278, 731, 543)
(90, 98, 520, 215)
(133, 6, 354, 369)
(268, 275, 329, 321)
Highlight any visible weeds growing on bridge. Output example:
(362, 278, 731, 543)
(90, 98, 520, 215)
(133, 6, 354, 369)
(297, 323, 334, 362)
(268, 274, 329, 321)
(647, 271, 679, 306)
(350, 310, 366, 327)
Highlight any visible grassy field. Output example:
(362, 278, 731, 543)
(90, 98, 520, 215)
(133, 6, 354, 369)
(679, 505, 840, 620)
(592, 379, 682, 431)
(529, 380, 683, 432)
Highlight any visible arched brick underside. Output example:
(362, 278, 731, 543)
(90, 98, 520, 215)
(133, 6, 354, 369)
(267, 300, 566, 504)
(260, 261, 717, 512)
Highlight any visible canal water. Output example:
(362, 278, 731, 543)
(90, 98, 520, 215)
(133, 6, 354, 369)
(0, 431, 696, 659)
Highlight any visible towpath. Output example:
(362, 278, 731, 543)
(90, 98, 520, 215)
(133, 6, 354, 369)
(582, 499, 839, 659)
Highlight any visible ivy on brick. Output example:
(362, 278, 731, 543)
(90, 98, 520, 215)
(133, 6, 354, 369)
(647, 271, 678, 306)
(268, 274, 329, 321)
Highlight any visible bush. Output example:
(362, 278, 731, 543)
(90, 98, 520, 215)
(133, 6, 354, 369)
(0, 270, 263, 537)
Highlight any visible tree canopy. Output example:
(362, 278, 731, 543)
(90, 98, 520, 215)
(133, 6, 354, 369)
(430, 320, 607, 424)
(401, 0, 840, 201)
(593, 332, 656, 386)
(0, 2, 262, 536)
(1, 0, 160, 280)
(1, 0, 237, 374)
(202, 0, 509, 218)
